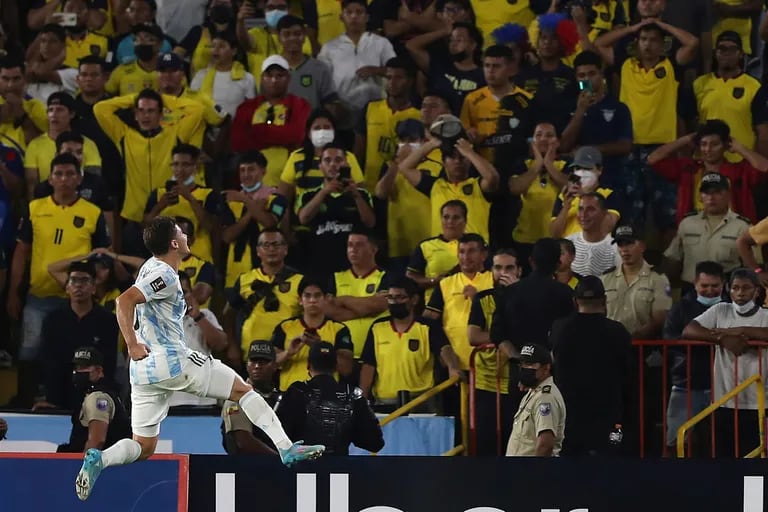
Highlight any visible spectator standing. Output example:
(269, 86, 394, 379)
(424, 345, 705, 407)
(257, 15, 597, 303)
(155, 0, 208, 44)
(59, 0, 109, 69)
(648, 120, 768, 225)
(115, 0, 174, 66)
(24, 24, 77, 103)
(221, 340, 282, 455)
(682, 268, 768, 457)
(276, 342, 385, 455)
(602, 225, 672, 338)
(555, 237, 582, 289)
(663, 261, 725, 454)
(551, 276, 633, 456)
(106, 23, 163, 96)
(663, 173, 751, 291)
(0, 58, 47, 152)
(567, 192, 620, 277)
(505, 344, 566, 457)
(318, 0, 397, 130)
(231, 55, 312, 186)
(174, 1, 238, 77)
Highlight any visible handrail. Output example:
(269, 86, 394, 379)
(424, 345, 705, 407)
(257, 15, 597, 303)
(676, 374, 767, 459)
(379, 374, 460, 427)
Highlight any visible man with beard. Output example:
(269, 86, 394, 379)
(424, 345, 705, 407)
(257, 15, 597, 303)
(360, 277, 461, 412)
(468, 249, 521, 454)
(550, 276, 633, 456)
(221, 340, 282, 455)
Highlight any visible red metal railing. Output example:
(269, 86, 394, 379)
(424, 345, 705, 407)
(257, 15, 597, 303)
(467, 340, 768, 457)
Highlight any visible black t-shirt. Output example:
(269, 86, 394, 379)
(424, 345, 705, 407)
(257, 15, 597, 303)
(427, 59, 486, 115)
(298, 189, 374, 277)
(516, 63, 578, 134)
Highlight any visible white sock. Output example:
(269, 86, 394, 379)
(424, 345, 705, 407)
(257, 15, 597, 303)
(239, 390, 293, 451)
(101, 439, 142, 468)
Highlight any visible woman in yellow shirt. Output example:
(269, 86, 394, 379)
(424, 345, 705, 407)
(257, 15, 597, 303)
(508, 121, 568, 270)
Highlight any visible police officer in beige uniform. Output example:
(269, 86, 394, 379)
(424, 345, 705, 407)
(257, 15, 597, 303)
(602, 226, 673, 338)
(506, 344, 566, 457)
(664, 173, 751, 292)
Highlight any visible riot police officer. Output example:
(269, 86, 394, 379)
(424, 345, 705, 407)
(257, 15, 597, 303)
(57, 347, 131, 453)
(275, 342, 384, 455)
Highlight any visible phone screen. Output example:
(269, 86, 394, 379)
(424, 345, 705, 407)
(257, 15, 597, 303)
(578, 79, 593, 93)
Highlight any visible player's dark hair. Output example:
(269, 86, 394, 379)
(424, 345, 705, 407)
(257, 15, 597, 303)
(441, 199, 468, 219)
(531, 237, 561, 274)
(388, 277, 419, 297)
(50, 152, 81, 175)
(299, 275, 329, 295)
(558, 238, 576, 257)
(135, 88, 163, 111)
(459, 233, 487, 249)
(172, 143, 200, 160)
(143, 216, 178, 256)
(695, 261, 725, 281)
(78, 55, 107, 72)
(696, 119, 730, 144)
(55, 131, 85, 152)
(573, 50, 602, 70)
(484, 44, 514, 61)
(385, 56, 416, 79)
(277, 14, 305, 32)
(239, 150, 268, 168)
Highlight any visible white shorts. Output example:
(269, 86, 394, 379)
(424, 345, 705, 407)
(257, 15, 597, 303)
(131, 352, 237, 437)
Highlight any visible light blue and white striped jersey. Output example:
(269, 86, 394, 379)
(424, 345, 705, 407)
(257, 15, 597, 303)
(130, 257, 191, 385)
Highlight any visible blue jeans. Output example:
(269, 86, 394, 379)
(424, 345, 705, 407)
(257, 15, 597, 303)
(19, 295, 67, 361)
(666, 387, 711, 447)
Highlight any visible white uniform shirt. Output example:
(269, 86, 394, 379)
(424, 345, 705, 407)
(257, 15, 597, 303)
(130, 257, 191, 385)
(693, 303, 768, 409)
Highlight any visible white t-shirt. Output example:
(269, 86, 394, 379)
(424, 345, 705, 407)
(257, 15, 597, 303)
(169, 308, 221, 407)
(566, 232, 621, 277)
(693, 303, 768, 409)
(190, 69, 256, 118)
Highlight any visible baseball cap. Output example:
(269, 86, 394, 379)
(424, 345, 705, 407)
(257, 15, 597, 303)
(72, 346, 103, 366)
(716, 31, 742, 50)
(395, 118, 424, 140)
(157, 52, 184, 71)
(699, 172, 730, 192)
(261, 54, 290, 73)
(429, 114, 464, 139)
(612, 225, 641, 245)
(308, 342, 337, 372)
(248, 340, 276, 361)
(87, 252, 114, 268)
(48, 91, 75, 111)
(519, 344, 552, 365)
(569, 146, 602, 169)
(575, 275, 606, 300)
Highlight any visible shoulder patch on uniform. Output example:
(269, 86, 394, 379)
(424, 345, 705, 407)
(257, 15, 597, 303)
(539, 402, 552, 416)
(150, 276, 167, 292)
(541, 385, 552, 393)
(226, 405, 240, 415)
(96, 398, 109, 411)
(602, 266, 616, 275)
(737, 214, 751, 224)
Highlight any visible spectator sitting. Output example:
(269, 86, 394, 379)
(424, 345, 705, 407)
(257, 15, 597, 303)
(106, 23, 163, 96)
(114, 0, 173, 65)
(648, 119, 768, 225)
(24, 24, 77, 103)
(550, 145, 620, 238)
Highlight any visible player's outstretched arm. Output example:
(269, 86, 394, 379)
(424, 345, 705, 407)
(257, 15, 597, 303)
(115, 287, 150, 361)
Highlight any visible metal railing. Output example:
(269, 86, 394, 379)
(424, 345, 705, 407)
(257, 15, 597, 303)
(377, 375, 468, 456)
(676, 373, 766, 459)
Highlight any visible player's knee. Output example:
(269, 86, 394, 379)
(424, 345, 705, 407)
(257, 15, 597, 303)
(229, 377, 250, 402)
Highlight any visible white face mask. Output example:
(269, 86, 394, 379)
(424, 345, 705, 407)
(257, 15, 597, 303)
(242, 182, 261, 193)
(734, 300, 757, 315)
(310, 129, 335, 148)
(574, 169, 598, 189)
(398, 142, 422, 150)
(182, 175, 195, 187)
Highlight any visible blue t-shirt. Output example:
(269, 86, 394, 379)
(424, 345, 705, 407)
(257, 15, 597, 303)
(574, 94, 633, 190)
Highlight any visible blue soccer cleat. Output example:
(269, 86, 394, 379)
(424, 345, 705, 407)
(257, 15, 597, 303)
(75, 448, 104, 501)
(279, 441, 325, 467)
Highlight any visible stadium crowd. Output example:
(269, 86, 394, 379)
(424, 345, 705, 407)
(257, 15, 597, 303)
(1, 0, 768, 457)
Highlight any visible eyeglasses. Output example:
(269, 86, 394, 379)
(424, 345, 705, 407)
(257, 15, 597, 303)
(68, 276, 93, 286)
(257, 241, 286, 249)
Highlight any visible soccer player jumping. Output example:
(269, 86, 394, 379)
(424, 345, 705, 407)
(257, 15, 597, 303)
(75, 216, 324, 501)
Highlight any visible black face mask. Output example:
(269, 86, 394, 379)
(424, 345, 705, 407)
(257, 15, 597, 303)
(519, 367, 539, 389)
(72, 371, 92, 392)
(210, 5, 234, 24)
(388, 303, 410, 319)
(134, 44, 155, 62)
(450, 50, 469, 62)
